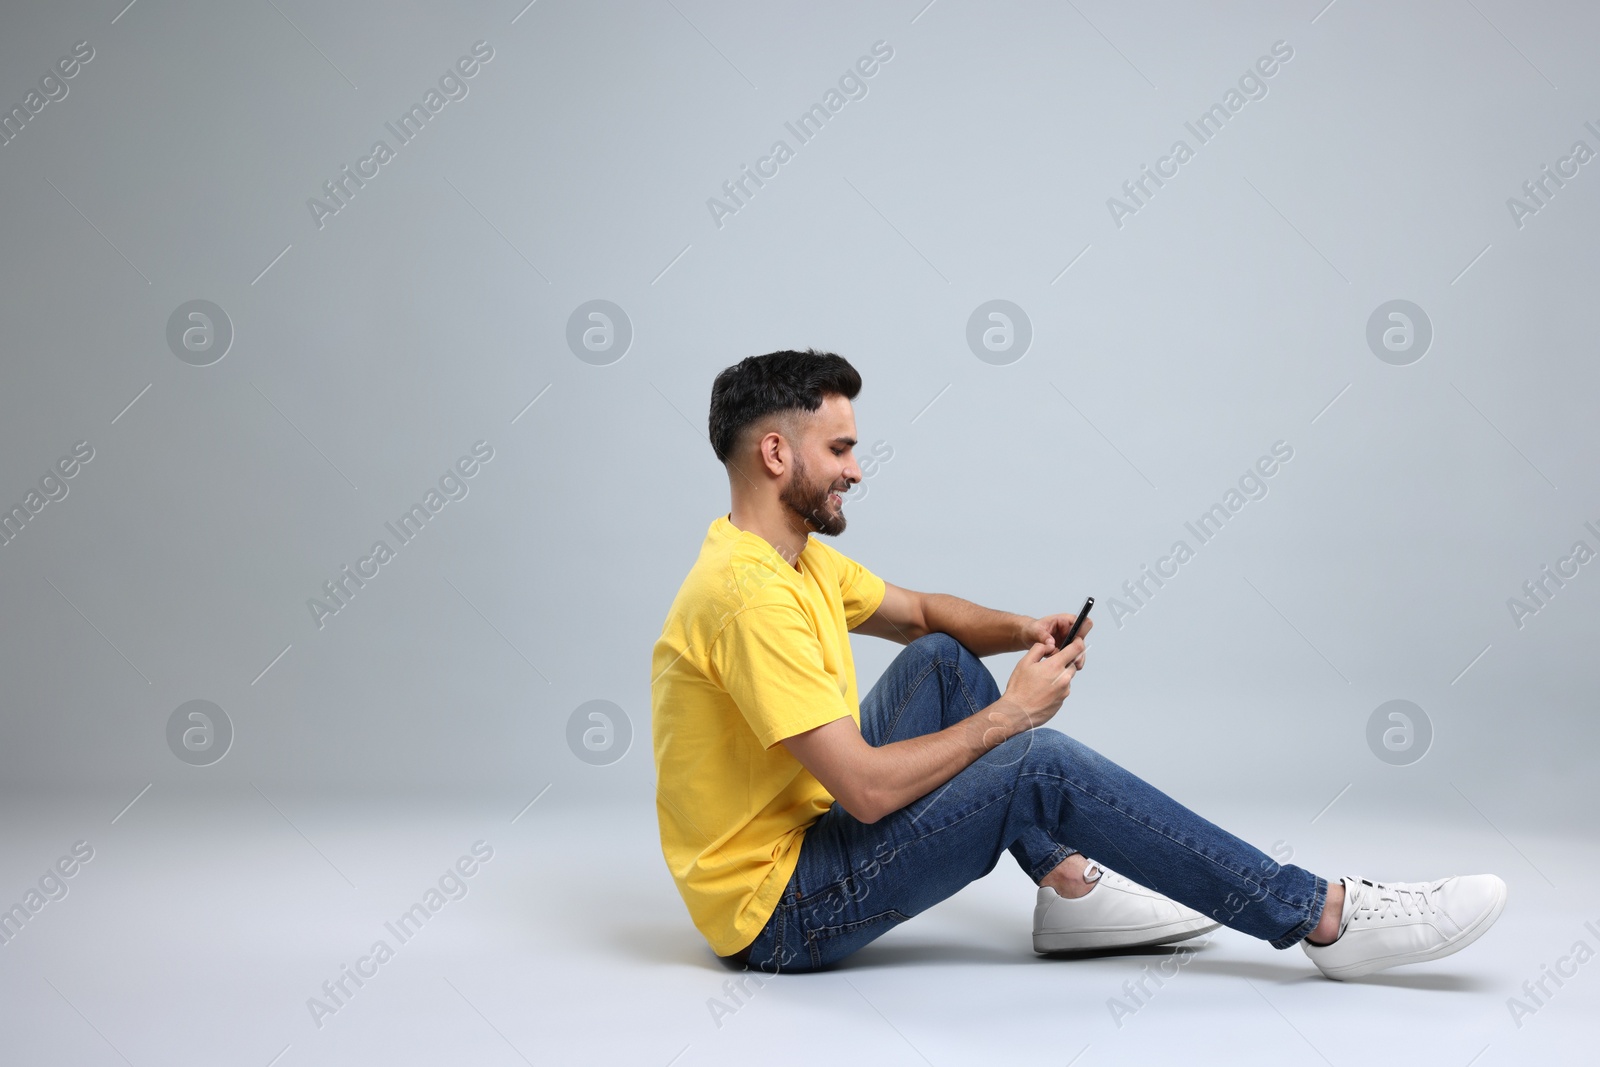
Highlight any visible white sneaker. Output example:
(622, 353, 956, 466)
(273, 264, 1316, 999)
(1033, 859, 1220, 953)
(1301, 874, 1507, 980)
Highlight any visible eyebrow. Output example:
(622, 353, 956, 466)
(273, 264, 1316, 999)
(830, 436, 857, 447)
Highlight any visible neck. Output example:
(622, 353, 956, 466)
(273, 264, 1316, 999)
(727, 500, 810, 570)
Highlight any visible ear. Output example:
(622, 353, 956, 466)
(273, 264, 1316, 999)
(757, 430, 786, 476)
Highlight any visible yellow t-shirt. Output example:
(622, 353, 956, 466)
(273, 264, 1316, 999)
(651, 514, 887, 957)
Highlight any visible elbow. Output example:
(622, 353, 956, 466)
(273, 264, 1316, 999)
(903, 606, 930, 644)
(852, 805, 882, 826)
(907, 595, 932, 644)
(846, 785, 882, 825)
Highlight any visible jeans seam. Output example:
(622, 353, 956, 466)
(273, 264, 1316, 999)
(882, 634, 986, 745)
(1031, 843, 1076, 884)
(809, 782, 1065, 897)
(1272, 874, 1328, 950)
(1021, 768, 1309, 913)
(951, 647, 990, 720)
(887, 788, 1024, 857)
(879, 651, 944, 747)
(775, 901, 791, 973)
(806, 908, 911, 943)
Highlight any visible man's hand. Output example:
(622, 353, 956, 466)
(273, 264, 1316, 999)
(999, 636, 1086, 730)
(1020, 613, 1091, 671)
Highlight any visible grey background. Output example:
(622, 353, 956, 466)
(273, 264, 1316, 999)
(3, 4, 1595, 824)
(4, 3, 1598, 1064)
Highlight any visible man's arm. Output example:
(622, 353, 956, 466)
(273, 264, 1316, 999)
(852, 581, 1031, 656)
(780, 635, 1085, 824)
(780, 700, 1025, 824)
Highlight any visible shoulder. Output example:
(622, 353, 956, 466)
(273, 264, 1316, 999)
(727, 537, 803, 596)
(676, 541, 804, 640)
(805, 536, 866, 574)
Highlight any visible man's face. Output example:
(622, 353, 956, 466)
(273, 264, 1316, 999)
(779, 394, 862, 537)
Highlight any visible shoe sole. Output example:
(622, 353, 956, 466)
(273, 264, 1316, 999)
(1315, 878, 1508, 981)
(1034, 917, 1220, 954)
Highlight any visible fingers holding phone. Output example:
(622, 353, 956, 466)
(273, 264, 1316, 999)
(1003, 634, 1087, 727)
(1002, 596, 1094, 728)
(1046, 596, 1093, 669)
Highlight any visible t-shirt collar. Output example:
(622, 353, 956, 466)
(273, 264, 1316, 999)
(717, 513, 807, 573)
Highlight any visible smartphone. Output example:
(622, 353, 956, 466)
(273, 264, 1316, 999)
(1057, 596, 1094, 652)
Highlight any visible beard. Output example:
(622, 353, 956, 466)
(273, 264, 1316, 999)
(781, 452, 847, 537)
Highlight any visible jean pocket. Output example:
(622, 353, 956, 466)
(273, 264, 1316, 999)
(809, 908, 912, 942)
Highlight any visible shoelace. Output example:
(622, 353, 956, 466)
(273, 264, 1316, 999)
(1349, 877, 1447, 924)
(1082, 861, 1140, 890)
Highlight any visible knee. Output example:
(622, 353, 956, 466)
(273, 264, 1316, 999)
(913, 632, 999, 700)
(997, 726, 1087, 775)
(910, 631, 964, 665)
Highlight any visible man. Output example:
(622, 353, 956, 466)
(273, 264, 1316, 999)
(651, 348, 1506, 977)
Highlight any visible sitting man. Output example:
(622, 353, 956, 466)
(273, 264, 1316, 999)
(650, 348, 1506, 978)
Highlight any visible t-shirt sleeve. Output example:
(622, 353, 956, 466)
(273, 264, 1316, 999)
(836, 551, 887, 630)
(709, 602, 856, 749)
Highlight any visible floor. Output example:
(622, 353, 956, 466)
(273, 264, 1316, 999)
(1, 789, 1592, 1066)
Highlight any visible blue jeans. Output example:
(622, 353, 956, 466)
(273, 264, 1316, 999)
(722, 633, 1327, 974)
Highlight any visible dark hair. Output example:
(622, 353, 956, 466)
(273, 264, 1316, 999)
(708, 348, 861, 465)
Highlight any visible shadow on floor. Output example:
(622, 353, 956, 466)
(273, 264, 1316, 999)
(608, 917, 1496, 991)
